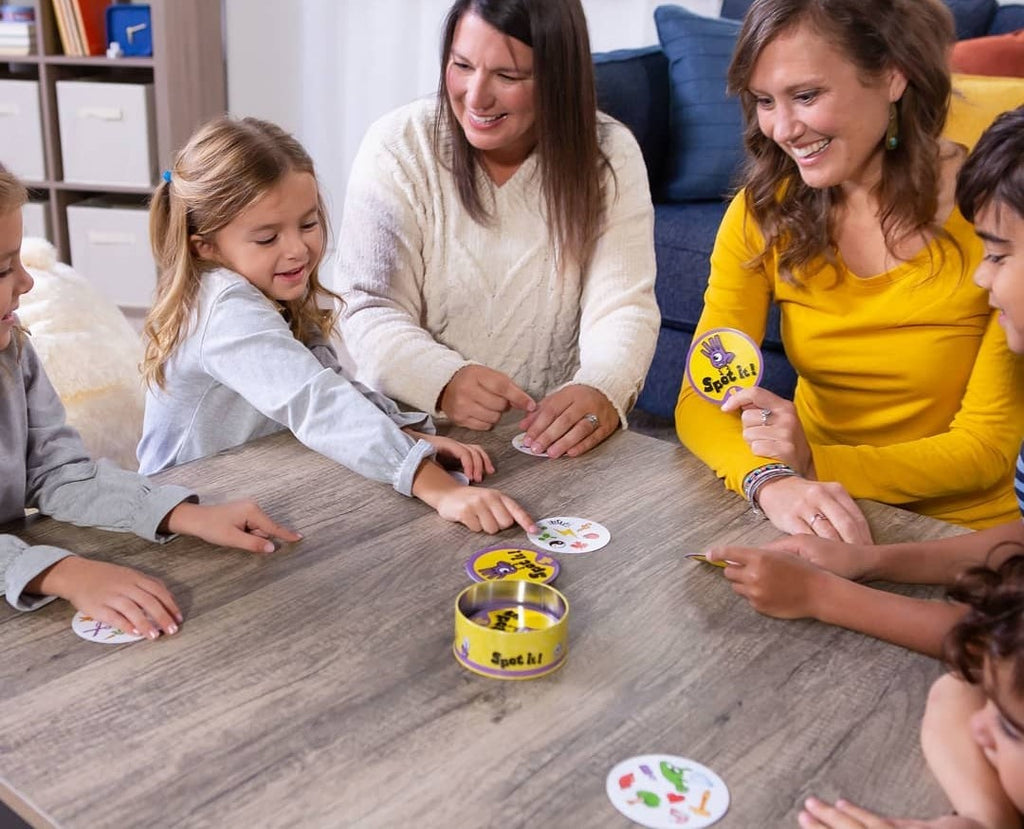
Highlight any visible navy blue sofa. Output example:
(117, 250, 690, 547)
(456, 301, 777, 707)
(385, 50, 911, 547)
(594, 0, 1024, 419)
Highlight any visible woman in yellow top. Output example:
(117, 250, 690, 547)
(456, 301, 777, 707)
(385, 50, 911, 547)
(675, 0, 1024, 542)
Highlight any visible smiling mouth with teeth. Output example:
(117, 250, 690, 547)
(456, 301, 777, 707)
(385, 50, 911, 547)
(791, 138, 831, 159)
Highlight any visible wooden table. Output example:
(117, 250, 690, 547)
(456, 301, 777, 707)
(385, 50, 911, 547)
(0, 424, 961, 828)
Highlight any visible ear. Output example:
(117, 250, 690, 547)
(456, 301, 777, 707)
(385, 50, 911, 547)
(887, 66, 908, 103)
(191, 234, 217, 263)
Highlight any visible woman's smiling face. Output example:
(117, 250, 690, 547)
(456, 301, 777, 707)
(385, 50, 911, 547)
(445, 11, 537, 175)
(748, 22, 906, 194)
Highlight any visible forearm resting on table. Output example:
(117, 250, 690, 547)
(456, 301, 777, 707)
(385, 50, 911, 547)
(865, 520, 1024, 585)
(815, 575, 967, 657)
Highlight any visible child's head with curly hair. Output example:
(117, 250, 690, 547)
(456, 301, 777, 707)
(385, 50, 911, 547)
(945, 552, 1024, 814)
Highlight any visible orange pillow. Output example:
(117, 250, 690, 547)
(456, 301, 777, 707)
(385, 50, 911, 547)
(951, 30, 1024, 78)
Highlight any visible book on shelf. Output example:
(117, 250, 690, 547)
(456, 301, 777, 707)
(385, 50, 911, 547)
(70, 0, 110, 56)
(51, 0, 77, 55)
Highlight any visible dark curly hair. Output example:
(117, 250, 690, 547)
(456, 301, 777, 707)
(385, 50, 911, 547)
(945, 551, 1024, 694)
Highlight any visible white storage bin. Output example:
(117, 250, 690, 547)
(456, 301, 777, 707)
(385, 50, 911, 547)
(66, 199, 156, 308)
(56, 79, 156, 187)
(22, 199, 50, 241)
(0, 79, 46, 181)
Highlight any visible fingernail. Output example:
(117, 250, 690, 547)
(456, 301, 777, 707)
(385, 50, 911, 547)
(168, 624, 178, 635)
(295, 532, 304, 540)
(175, 613, 184, 623)
(263, 542, 275, 553)
(149, 630, 159, 640)
(132, 628, 140, 635)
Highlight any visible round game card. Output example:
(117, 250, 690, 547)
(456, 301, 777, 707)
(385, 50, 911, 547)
(465, 546, 560, 584)
(606, 754, 730, 828)
(71, 611, 144, 645)
(527, 516, 610, 554)
(512, 432, 550, 457)
(685, 327, 763, 404)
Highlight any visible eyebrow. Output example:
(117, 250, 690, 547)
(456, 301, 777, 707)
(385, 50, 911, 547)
(450, 50, 530, 74)
(976, 229, 1010, 246)
(748, 81, 825, 96)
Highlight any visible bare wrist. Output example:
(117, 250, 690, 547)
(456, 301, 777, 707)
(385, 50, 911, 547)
(27, 555, 78, 599)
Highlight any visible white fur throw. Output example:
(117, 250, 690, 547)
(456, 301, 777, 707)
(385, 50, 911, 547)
(18, 237, 145, 470)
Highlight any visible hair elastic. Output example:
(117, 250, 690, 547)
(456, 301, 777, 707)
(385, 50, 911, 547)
(162, 170, 172, 183)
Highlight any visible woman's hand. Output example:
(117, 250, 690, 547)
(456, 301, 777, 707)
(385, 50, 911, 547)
(164, 500, 302, 554)
(705, 545, 834, 620)
(439, 365, 536, 430)
(722, 387, 815, 478)
(798, 797, 983, 829)
(757, 476, 873, 545)
(765, 534, 877, 582)
(29, 556, 182, 640)
(406, 431, 494, 483)
(518, 384, 617, 458)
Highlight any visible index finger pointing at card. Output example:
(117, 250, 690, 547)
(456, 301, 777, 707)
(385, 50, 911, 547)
(484, 374, 535, 412)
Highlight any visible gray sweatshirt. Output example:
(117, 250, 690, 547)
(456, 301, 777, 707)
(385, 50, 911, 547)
(137, 268, 436, 496)
(1, 336, 194, 611)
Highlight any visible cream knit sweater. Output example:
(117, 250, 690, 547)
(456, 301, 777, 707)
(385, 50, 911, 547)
(337, 97, 659, 425)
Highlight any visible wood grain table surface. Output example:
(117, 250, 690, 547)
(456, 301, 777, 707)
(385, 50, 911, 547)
(0, 422, 964, 828)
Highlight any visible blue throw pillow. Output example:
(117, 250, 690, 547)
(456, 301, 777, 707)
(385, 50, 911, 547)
(945, 0, 997, 39)
(654, 5, 743, 202)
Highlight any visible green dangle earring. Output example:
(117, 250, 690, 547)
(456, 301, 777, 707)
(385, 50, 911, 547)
(885, 101, 899, 151)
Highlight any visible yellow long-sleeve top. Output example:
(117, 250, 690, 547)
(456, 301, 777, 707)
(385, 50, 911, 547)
(676, 191, 1024, 529)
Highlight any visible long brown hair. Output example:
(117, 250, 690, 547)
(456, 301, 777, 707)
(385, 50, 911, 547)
(0, 164, 29, 355)
(727, 0, 956, 282)
(143, 116, 341, 389)
(434, 0, 609, 269)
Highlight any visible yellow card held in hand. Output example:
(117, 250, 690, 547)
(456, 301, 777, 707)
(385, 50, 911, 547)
(685, 553, 729, 569)
(685, 327, 763, 405)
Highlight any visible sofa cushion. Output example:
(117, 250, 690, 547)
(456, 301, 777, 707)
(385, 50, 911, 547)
(945, 72, 1024, 149)
(991, 5, 1024, 34)
(653, 5, 743, 202)
(720, 0, 1001, 38)
(594, 46, 671, 198)
(952, 30, 1024, 77)
(945, 0, 997, 39)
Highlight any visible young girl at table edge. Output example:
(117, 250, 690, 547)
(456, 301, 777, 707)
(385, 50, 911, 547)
(710, 106, 1024, 828)
(137, 116, 535, 535)
(0, 165, 301, 641)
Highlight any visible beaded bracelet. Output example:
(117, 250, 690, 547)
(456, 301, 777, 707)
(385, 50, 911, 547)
(742, 462, 798, 516)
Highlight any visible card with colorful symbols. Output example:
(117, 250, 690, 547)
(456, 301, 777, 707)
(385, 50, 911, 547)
(605, 754, 730, 828)
(71, 611, 144, 644)
(527, 516, 610, 554)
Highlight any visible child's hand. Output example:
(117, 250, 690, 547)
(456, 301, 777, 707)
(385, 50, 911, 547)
(164, 500, 302, 554)
(798, 796, 983, 828)
(766, 534, 876, 581)
(31, 556, 182, 640)
(705, 545, 832, 619)
(435, 486, 537, 534)
(406, 430, 494, 482)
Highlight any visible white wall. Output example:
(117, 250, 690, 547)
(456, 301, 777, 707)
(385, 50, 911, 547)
(224, 0, 720, 219)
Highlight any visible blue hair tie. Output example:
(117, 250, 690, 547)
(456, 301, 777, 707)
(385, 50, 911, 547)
(162, 169, 172, 183)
